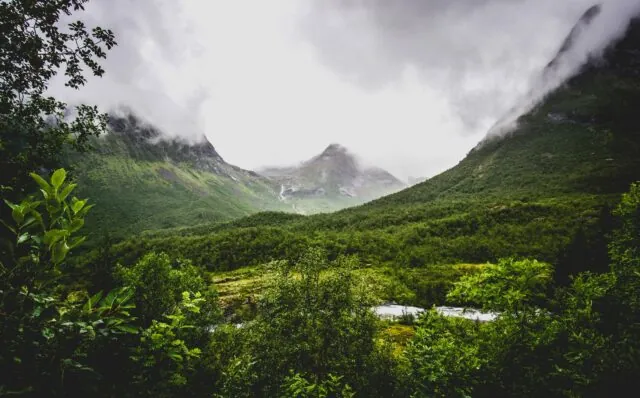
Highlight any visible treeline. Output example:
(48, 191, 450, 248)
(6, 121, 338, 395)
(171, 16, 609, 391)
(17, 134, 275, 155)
(83, 195, 613, 281)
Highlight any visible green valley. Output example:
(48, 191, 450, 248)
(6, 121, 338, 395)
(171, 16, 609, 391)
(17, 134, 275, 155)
(3, 1, 640, 397)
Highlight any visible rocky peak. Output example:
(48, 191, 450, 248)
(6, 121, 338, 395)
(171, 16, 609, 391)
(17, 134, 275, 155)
(259, 143, 405, 205)
(104, 113, 226, 172)
(320, 143, 348, 157)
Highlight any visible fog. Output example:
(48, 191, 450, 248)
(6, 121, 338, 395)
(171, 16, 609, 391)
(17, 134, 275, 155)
(49, 0, 640, 181)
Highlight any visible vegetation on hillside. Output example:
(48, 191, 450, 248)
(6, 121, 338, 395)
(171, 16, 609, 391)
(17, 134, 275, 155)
(2, 1, 640, 397)
(66, 114, 291, 241)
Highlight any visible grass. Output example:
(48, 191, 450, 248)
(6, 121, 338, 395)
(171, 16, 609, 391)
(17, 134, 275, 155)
(208, 263, 483, 318)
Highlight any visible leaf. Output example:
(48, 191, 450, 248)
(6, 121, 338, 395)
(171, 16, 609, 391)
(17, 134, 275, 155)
(115, 324, 139, 334)
(69, 218, 84, 233)
(77, 205, 95, 217)
(59, 183, 77, 202)
(31, 211, 44, 229)
(72, 199, 87, 214)
(51, 169, 67, 190)
(77, 204, 94, 217)
(3, 199, 17, 211)
(17, 233, 30, 244)
(11, 205, 24, 225)
(69, 236, 86, 249)
(168, 353, 184, 362)
(44, 229, 67, 246)
(21, 216, 37, 229)
(0, 219, 17, 235)
(30, 173, 51, 194)
(51, 241, 70, 265)
(83, 291, 104, 312)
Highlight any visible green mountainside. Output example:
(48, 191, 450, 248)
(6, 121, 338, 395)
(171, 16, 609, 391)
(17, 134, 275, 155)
(7, 2, 640, 396)
(96, 16, 640, 281)
(67, 114, 291, 240)
(68, 117, 407, 241)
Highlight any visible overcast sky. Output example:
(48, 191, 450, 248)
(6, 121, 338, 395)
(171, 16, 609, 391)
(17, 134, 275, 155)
(50, 0, 640, 181)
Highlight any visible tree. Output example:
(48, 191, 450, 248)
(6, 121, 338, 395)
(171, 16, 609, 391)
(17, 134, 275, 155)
(0, 0, 116, 195)
(447, 258, 553, 314)
(219, 249, 397, 397)
(114, 252, 221, 327)
(405, 311, 483, 398)
(0, 169, 137, 396)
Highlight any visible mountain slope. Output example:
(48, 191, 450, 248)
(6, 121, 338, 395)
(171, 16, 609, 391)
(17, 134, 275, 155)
(94, 10, 640, 279)
(68, 114, 289, 240)
(365, 11, 640, 209)
(259, 144, 405, 213)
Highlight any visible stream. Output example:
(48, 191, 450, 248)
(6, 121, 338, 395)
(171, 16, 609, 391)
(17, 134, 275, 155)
(374, 304, 498, 322)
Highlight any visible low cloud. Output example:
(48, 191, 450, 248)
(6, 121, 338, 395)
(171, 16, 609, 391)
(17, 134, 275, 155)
(46, 0, 640, 180)
(300, 0, 640, 134)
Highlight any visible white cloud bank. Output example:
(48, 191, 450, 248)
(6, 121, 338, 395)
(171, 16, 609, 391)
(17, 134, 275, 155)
(49, 0, 640, 180)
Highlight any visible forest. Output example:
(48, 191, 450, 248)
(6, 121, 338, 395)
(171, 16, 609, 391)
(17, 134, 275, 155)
(2, 1, 640, 397)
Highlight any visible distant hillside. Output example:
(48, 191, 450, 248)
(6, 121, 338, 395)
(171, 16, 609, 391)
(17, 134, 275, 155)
(67, 114, 290, 241)
(367, 10, 640, 208)
(89, 10, 640, 281)
(259, 144, 405, 213)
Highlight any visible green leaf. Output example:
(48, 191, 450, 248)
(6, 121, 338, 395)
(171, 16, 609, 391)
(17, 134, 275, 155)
(115, 325, 139, 334)
(69, 218, 84, 233)
(30, 173, 51, 194)
(51, 241, 70, 265)
(17, 233, 30, 244)
(11, 205, 24, 225)
(44, 229, 67, 246)
(0, 219, 17, 235)
(168, 353, 184, 362)
(77, 204, 94, 217)
(69, 236, 86, 249)
(31, 210, 44, 229)
(21, 216, 37, 229)
(59, 183, 77, 202)
(72, 199, 87, 214)
(3, 199, 17, 211)
(50, 169, 67, 190)
(83, 291, 104, 312)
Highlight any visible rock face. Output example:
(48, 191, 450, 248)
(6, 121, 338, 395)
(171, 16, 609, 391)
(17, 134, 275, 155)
(104, 114, 260, 179)
(66, 112, 289, 239)
(259, 144, 406, 212)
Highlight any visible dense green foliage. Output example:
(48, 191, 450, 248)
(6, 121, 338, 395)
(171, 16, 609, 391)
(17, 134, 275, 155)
(205, 249, 400, 397)
(2, 2, 640, 397)
(2, 170, 640, 397)
(405, 183, 640, 397)
(0, 170, 138, 395)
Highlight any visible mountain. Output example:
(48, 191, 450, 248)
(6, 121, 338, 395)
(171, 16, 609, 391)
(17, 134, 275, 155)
(371, 8, 640, 207)
(258, 144, 406, 213)
(99, 9, 640, 280)
(67, 113, 289, 241)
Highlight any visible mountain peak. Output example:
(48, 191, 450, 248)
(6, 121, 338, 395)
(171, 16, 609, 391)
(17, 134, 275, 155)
(321, 143, 348, 157)
(259, 144, 405, 212)
(545, 4, 602, 72)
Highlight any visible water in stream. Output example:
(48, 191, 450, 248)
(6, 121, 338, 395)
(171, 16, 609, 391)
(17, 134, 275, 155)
(374, 304, 497, 322)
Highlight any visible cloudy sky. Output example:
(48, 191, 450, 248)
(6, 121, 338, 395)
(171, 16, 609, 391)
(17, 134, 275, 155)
(51, 0, 640, 181)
